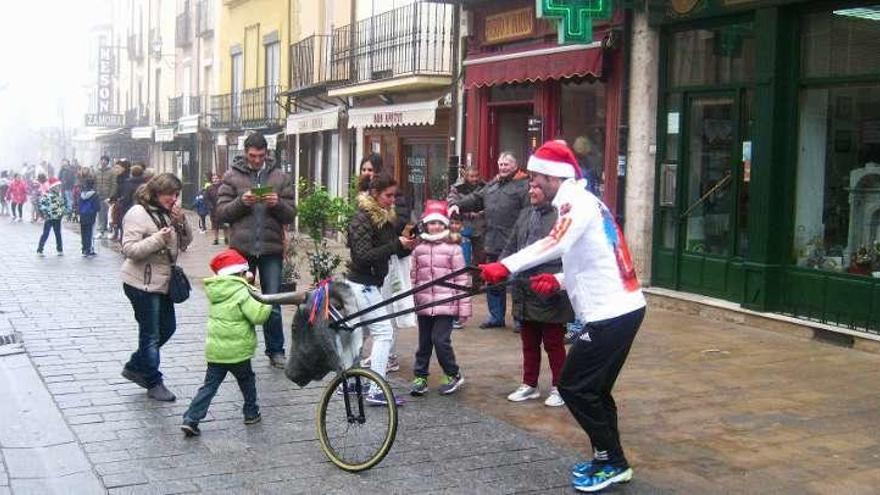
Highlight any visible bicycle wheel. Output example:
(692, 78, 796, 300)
(316, 367, 398, 472)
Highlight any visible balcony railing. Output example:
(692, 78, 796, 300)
(127, 33, 143, 61)
(196, 0, 213, 37)
(208, 86, 283, 129)
(289, 34, 350, 93)
(149, 27, 162, 57)
(331, 1, 454, 87)
(168, 95, 201, 122)
(176, 7, 193, 48)
(125, 107, 149, 127)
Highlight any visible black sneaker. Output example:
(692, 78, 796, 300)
(181, 423, 201, 437)
(438, 374, 464, 395)
(147, 383, 176, 402)
(244, 414, 262, 425)
(121, 368, 149, 389)
(268, 353, 286, 369)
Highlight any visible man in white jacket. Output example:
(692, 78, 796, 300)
(480, 140, 646, 493)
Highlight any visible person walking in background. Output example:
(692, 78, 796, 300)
(216, 133, 296, 369)
(36, 178, 66, 256)
(94, 156, 114, 238)
(181, 249, 271, 437)
(119, 173, 193, 402)
(194, 184, 211, 234)
(7, 173, 27, 222)
(447, 165, 486, 266)
(449, 152, 529, 329)
(501, 179, 573, 407)
(0, 171, 9, 217)
(408, 200, 470, 397)
(29, 173, 47, 223)
(59, 159, 76, 219)
(110, 159, 131, 241)
(204, 174, 227, 245)
(117, 164, 147, 233)
(78, 176, 100, 257)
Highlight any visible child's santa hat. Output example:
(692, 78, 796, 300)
(47, 177, 62, 189)
(527, 140, 583, 179)
(421, 199, 449, 226)
(210, 249, 250, 276)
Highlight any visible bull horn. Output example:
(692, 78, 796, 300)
(247, 287, 307, 305)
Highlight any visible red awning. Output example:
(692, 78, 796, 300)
(464, 44, 602, 88)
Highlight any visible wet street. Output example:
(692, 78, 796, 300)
(1, 218, 880, 494)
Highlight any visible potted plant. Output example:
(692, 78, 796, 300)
(280, 228, 300, 292)
(296, 179, 356, 284)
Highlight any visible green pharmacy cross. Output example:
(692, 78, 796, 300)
(537, 0, 613, 44)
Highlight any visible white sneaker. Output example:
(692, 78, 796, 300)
(507, 384, 540, 402)
(544, 387, 565, 407)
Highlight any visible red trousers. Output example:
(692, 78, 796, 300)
(520, 321, 567, 387)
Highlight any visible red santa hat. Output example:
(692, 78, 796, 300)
(421, 199, 449, 226)
(527, 140, 582, 179)
(210, 249, 250, 276)
(47, 177, 62, 189)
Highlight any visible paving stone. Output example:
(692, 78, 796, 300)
(3, 442, 92, 479)
(10, 471, 105, 495)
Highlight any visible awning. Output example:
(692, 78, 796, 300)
(73, 128, 123, 142)
(348, 100, 439, 129)
(155, 127, 176, 143)
(285, 106, 342, 135)
(131, 126, 155, 140)
(464, 42, 602, 88)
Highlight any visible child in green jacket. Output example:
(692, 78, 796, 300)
(181, 249, 272, 437)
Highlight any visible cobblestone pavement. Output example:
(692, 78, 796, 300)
(0, 219, 622, 495)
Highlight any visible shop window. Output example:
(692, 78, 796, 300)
(667, 23, 755, 88)
(403, 142, 447, 221)
(802, 7, 880, 79)
(794, 85, 880, 275)
(490, 83, 534, 102)
(560, 79, 605, 194)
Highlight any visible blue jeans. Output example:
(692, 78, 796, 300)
(80, 213, 96, 254)
(38, 219, 63, 253)
(123, 284, 176, 388)
(183, 360, 258, 425)
(485, 253, 507, 325)
(247, 254, 285, 355)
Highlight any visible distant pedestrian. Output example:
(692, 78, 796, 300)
(36, 178, 66, 256)
(193, 184, 211, 233)
(119, 173, 193, 402)
(78, 177, 100, 257)
(216, 133, 296, 369)
(109, 160, 131, 241)
(204, 174, 227, 245)
(59, 159, 76, 215)
(29, 173, 47, 223)
(180, 249, 271, 437)
(93, 156, 114, 238)
(7, 173, 27, 222)
(117, 164, 147, 235)
(0, 171, 9, 217)
(408, 200, 470, 397)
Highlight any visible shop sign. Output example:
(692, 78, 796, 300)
(536, 0, 612, 44)
(177, 115, 199, 135)
(237, 135, 247, 150)
(348, 100, 439, 129)
(131, 126, 154, 140)
(85, 113, 124, 127)
(216, 134, 227, 146)
(408, 156, 427, 184)
(485, 7, 535, 45)
(266, 133, 279, 150)
(155, 127, 175, 143)
(285, 107, 341, 135)
(97, 44, 113, 113)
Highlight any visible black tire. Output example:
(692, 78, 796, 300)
(316, 367, 398, 472)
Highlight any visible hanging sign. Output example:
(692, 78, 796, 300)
(536, 0, 613, 44)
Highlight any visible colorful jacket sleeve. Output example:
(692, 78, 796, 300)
(240, 291, 272, 326)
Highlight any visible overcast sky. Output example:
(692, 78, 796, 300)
(0, 0, 101, 165)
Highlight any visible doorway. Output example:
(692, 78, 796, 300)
(490, 105, 532, 175)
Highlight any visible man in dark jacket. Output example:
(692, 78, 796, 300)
(94, 156, 114, 237)
(216, 133, 296, 368)
(450, 152, 529, 328)
(501, 184, 574, 407)
(447, 165, 486, 265)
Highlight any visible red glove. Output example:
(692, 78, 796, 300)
(479, 262, 510, 285)
(530, 273, 561, 296)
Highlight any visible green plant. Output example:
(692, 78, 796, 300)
(281, 229, 301, 288)
(297, 179, 355, 282)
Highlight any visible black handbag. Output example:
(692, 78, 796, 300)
(149, 209, 191, 304)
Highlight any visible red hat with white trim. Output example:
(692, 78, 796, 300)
(47, 177, 62, 189)
(210, 249, 250, 276)
(527, 140, 583, 179)
(421, 199, 449, 226)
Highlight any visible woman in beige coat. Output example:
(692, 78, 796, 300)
(119, 173, 193, 401)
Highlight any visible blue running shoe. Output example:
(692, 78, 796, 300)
(571, 459, 597, 478)
(572, 465, 633, 492)
(365, 390, 405, 407)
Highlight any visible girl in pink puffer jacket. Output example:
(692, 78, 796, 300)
(409, 200, 471, 397)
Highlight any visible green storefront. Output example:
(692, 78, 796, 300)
(651, 0, 880, 333)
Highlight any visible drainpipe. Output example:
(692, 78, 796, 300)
(447, 1, 461, 185)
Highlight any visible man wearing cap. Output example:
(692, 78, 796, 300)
(479, 141, 646, 492)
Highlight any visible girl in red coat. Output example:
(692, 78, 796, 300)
(7, 174, 28, 222)
(409, 200, 471, 396)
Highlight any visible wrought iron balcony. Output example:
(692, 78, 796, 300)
(168, 95, 201, 122)
(208, 86, 283, 129)
(196, 0, 213, 37)
(127, 33, 143, 61)
(331, 1, 454, 88)
(176, 6, 193, 48)
(289, 34, 350, 93)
